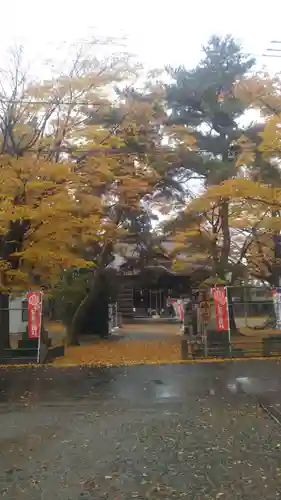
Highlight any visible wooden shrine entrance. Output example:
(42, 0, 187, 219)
(117, 267, 192, 320)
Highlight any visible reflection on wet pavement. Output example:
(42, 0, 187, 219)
(227, 376, 281, 395)
(1, 361, 281, 498)
(0, 360, 281, 407)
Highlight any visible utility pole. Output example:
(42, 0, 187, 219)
(265, 43, 281, 286)
(263, 42, 281, 327)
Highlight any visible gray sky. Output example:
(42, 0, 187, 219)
(3, 0, 281, 73)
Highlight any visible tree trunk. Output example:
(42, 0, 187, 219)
(227, 287, 238, 335)
(68, 271, 109, 344)
(273, 210, 281, 287)
(219, 200, 231, 275)
(68, 242, 114, 345)
(218, 200, 238, 334)
(0, 293, 10, 352)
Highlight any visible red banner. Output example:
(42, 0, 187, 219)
(211, 287, 229, 331)
(178, 302, 184, 321)
(27, 292, 43, 339)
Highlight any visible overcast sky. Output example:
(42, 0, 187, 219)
(2, 0, 281, 74)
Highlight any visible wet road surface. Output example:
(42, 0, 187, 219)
(1, 361, 281, 498)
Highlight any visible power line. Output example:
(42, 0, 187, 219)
(263, 40, 281, 59)
(12, 145, 198, 156)
(0, 98, 102, 106)
(10, 143, 281, 157)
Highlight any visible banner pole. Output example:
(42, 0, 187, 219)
(203, 320, 208, 358)
(36, 292, 43, 364)
(226, 286, 232, 354)
(115, 302, 119, 329)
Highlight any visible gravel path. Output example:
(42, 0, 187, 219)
(1, 361, 281, 499)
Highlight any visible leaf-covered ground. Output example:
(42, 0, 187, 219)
(53, 339, 183, 366)
(51, 321, 281, 366)
(44, 315, 281, 369)
(1, 363, 281, 499)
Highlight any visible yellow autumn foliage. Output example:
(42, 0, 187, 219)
(235, 74, 281, 160)
(0, 41, 168, 290)
(183, 178, 281, 214)
(234, 75, 281, 117)
(260, 115, 281, 158)
(234, 135, 256, 168)
(168, 175, 281, 280)
(0, 148, 157, 288)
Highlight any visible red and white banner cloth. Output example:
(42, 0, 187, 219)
(27, 291, 43, 339)
(211, 287, 229, 331)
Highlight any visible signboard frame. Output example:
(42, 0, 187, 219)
(211, 286, 231, 352)
(27, 291, 43, 363)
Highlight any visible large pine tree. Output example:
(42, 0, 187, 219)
(166, 35, 256, 278)
(165, 36, 257, 332)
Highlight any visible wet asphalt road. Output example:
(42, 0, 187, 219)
(1, 361, 281, 498)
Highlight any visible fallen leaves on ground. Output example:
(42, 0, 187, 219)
(240, 327, 281, 337)
(52, 339, 183, 366)
(50, 320, 281, 367)
(46, 321, 65, 333)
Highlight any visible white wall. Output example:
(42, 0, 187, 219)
(9, 296, 27, 335)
